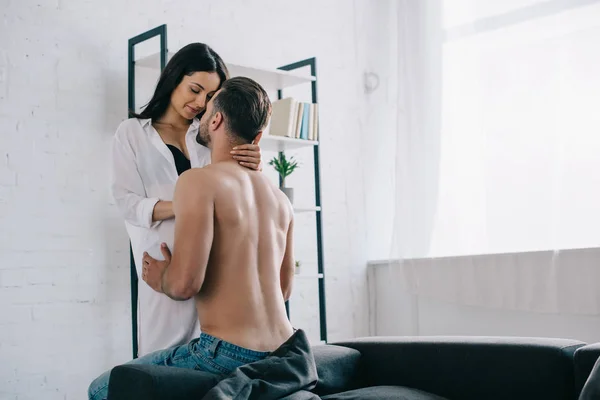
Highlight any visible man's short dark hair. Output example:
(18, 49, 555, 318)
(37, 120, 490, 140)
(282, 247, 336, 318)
(212, 77, 272, 143)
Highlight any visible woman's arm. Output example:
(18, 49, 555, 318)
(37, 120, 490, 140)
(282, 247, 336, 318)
(111, 127, 171, 227)
(152, 200, 174, 221)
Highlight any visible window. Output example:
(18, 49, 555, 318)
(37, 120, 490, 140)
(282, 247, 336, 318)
(430, 0, 600, 255)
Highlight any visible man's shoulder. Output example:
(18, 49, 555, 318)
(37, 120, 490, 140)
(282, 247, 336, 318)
(265, 178, 293, 214)
(277, 190, 294, 215)
(176, 168, 218, 196)
(179, 167, 215, 184)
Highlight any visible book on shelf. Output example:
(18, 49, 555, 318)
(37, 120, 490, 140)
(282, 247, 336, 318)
(294, 102, 303, 139)
(265, 97, 319, 141)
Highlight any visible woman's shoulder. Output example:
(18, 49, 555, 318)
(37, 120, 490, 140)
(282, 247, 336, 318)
(115, 117, 151, 140)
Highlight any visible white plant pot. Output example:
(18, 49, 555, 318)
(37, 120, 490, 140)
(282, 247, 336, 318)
(281, 187, 294, 204)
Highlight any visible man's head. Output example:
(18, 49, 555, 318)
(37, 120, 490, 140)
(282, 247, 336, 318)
(197, 77, 271, 149)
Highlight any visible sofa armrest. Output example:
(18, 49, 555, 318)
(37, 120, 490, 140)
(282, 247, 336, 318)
(107, 364, 220, 400)
(575, 343, 600, 398)
(311, 345, 362, 395)
(333, 336, 584, 400)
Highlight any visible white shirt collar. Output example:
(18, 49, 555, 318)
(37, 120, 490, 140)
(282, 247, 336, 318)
(140, 118, 200, 129)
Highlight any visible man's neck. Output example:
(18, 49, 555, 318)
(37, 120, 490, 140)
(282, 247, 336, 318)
(210, 140, 237, 164)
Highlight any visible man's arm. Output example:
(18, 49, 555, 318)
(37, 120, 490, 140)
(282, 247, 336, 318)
(280, 215, 295, 301)
(161, 170, 215, 300)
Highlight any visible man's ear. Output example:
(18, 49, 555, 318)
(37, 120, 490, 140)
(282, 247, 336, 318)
(253, 131, 263, 145)
(211, 112, 224, 131)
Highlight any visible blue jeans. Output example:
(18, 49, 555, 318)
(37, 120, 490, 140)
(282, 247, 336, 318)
(88, 333, 271, 400)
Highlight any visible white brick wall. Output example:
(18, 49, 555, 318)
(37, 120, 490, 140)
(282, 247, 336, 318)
(0, 0, 382, 398)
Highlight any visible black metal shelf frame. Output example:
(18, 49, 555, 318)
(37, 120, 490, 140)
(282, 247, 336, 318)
(127, 24, 167, 359)
(277, 58, 328, 343)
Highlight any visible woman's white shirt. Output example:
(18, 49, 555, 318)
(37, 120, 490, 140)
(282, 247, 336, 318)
(111, 117, 210, 356)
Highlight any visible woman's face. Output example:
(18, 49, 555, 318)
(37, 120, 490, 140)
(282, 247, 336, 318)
(171, 71, 221, 120)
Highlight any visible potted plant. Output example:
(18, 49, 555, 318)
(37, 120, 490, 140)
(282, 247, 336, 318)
(268, 152, 298, 203)
(295, 260, 301, 275)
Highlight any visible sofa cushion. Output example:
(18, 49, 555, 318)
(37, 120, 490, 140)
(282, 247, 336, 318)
(312, 345, 362, 395)
(107, 364, 220, 400)
(579, 356, 600, 400)
(321, 385, 449, 400)
(574, 343, 600, 398)
(334, 336, 585, 400)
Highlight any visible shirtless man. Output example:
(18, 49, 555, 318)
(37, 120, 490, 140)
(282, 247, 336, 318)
(88, 77, 295, 400)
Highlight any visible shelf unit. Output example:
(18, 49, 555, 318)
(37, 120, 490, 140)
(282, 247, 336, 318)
(259, 135, 318, 153)
(295, 273, 325, 279)
(135, 52, 316, 92)
(127, 25, 327, 358)
(294, 206, 322, 213)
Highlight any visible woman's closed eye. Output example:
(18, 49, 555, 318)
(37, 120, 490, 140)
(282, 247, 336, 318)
(190, 87, 200, 94)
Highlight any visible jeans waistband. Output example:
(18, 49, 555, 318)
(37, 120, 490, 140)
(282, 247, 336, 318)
(199, 332, 271, 360)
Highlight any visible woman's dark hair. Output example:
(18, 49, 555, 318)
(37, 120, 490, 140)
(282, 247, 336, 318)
(131, 43, 229, 121)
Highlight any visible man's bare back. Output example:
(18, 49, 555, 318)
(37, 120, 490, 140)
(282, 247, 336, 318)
(173, 161, 295, 352)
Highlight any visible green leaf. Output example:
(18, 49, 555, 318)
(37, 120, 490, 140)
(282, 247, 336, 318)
(268, 152, 299, 180)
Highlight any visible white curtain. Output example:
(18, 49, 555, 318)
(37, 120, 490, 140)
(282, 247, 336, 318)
(381, 0, 600, 332)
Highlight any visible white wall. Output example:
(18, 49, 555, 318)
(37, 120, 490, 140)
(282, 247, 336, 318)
(360, 0, 444, 262)
(0, 1, 376, 398)
(360, 1, 399, 261)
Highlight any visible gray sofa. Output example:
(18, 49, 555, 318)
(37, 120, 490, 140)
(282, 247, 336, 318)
(576, 343, 600, 400)
(107, 336, 599, 400)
